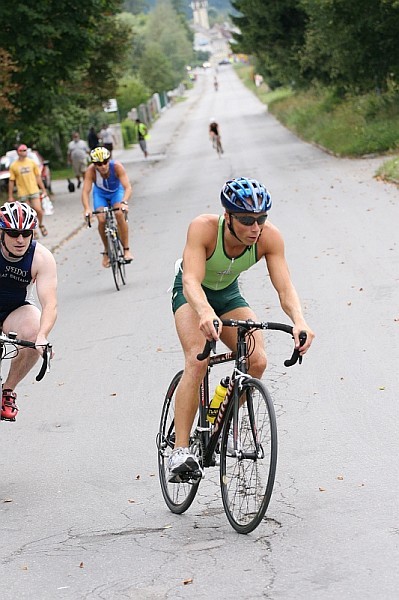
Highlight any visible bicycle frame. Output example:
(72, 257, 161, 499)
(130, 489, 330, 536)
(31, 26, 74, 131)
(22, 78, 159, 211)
(197, 326, 255, 468)
(196, 319, 305, 468)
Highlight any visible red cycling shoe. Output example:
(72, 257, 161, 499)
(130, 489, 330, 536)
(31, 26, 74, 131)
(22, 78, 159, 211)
(1, 389, 19, 421)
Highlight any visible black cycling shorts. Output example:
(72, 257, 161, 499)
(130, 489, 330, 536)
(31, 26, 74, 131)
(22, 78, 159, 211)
(171, 270, 249, 316)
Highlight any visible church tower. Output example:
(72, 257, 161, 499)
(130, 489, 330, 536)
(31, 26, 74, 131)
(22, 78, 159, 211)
(191, 0, 210, 30)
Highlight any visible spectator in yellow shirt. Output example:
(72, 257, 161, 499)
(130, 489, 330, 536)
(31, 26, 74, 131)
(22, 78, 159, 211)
(8, 144, 48, 236)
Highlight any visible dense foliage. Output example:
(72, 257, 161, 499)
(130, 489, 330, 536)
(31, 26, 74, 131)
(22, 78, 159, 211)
(0, 0, 196, 162)
(0, 0, 131, 157)
(231, 0, 399, 93)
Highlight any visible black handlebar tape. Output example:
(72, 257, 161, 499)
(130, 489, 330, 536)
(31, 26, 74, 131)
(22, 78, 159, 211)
(284, 331, 307, 367)
(36, 345, 51, 382)
(197, 341, 213, 361)
(196, 319, 219, 360)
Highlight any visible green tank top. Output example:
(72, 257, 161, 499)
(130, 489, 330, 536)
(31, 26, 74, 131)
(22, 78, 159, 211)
(202, 216, 258, 291)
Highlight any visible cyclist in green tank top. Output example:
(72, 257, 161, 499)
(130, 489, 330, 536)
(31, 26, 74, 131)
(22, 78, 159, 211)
(168, 177, 315, 481)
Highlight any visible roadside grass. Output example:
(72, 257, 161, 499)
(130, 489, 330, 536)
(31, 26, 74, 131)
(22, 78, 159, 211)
(235, 64, 399, 184)
(51, 167, 75, 181)
(376, 155, 399, 183)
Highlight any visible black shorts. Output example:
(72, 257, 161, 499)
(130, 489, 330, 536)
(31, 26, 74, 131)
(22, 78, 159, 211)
(171, 270, 249, 316)
(0, 301, 31, 324)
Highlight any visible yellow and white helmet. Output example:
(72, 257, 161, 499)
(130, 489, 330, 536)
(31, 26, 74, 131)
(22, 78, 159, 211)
(90, 146, 111, 163)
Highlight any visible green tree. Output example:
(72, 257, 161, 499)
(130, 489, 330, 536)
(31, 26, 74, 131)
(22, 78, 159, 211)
(301, 0, 399, 92)
(0, 0, 131, 151)
(0, 50, 20, 115)
(231, 0, 308, 87)
(123, 0, 149, 13)
(142, 0, 193, 89)
(139, 43, 175, 93)
(116, 75, 150, 119)
(119, 11, 149, 75)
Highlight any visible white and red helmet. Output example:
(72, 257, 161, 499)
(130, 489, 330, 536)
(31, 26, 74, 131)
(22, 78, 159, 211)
(0, 201, 38, 230)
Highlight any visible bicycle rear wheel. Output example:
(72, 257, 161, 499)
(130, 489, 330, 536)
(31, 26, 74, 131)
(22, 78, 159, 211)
(220, 378, 277, 534)
(157, 371, 200, 514)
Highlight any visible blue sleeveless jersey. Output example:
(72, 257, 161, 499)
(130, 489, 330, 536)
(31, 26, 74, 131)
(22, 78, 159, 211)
(0, 240, 36, 316)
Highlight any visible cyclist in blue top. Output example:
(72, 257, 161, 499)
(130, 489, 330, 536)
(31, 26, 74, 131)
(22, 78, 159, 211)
(81, 147, 133, 267)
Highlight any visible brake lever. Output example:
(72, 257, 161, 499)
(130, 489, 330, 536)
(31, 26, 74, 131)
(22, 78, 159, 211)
(284, 331, 307, 367)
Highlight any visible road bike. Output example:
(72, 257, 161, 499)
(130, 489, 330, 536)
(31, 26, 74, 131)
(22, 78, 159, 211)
(86, 200, 128, 291)
(213, 135, 223, 157)
(0, 330, 52, 420)
(157, 319, 306, 534)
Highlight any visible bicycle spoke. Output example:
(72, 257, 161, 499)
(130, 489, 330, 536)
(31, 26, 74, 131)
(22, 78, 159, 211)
(220, 379, 277, 534)
(157, 371, 200, 514)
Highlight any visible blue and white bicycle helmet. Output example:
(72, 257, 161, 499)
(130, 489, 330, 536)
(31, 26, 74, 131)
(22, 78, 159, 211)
(221, 177, 272, 213)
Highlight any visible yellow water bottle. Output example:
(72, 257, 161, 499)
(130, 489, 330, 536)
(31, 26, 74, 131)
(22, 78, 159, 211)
(207, 377, 230, 424)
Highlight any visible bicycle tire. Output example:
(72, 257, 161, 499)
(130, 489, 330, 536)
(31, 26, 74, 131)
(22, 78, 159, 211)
(113, 235, 126, 287)
(220, 378, 277, 534)
(157, 371, 200, 514)
(107, 231, 125, 291)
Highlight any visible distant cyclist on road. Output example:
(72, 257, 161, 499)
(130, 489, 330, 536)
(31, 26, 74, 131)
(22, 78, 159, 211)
(209, 118, 223, 154)
(81, 147, 133, 267)
(0, 201, 57, 422)
(167, 177, 314, 481)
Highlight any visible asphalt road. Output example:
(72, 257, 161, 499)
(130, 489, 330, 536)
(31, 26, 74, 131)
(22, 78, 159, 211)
(1, 66, 398, 600)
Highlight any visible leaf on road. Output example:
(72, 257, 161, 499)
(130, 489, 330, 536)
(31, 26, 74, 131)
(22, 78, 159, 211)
(319, 487, 326, 492)
(3, 498, 13, 503)
(379, 386, 385, 390)
(337, 476, 344, 480)
(21, 566, 28, 570)
(347, 301, 352, 306)
(135, 475, 140, 480)
(128, 499, 135, 503)
(156, 347, 163, 352)
(183, 578, 193, 585)
(110, 392, 117, 396)
(79, 562, 84, 568)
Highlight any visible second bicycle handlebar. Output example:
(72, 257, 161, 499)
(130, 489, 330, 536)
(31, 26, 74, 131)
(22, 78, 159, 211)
(0, 333, 52, 381)
(196, 319, 307, 367)
(86, 206, 128, 228)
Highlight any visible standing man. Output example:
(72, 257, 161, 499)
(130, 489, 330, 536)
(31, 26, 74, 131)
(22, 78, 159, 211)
(88, 126, 99, 150)
(8, 144, 48, 237)
(67, 132, 89, 190)
(81, 147, 133, 267)
(135, 119, 148, 159)
(167, 177, 315, 480)
(0, 202, 57, 422)
(98, 123, 116, 157)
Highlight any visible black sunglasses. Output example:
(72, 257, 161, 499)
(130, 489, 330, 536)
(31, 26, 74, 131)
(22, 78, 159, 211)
(231, 214, 268, 226)
(6, 229, 33, 238)
(94, 161, 109, 167)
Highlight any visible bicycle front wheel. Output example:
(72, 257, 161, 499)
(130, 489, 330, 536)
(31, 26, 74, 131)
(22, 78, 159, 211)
(156, 371, 200, 514)
(108, 233, 126, 291)
(220, 378, 277, 534)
